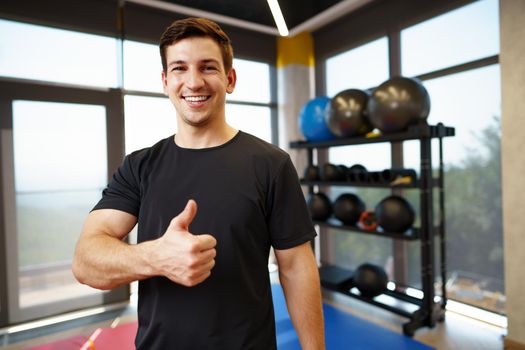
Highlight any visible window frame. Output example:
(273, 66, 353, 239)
(0, 78, 128, 325)
(0, 10, 278, 328)
(314, 0, 500, 312)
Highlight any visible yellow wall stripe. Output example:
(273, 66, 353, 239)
(276, 32, 315, 68)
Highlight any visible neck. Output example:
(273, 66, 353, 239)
(174, 123, 238, 149)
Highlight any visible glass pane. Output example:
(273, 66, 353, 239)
(401, 0, 499, 77)
(325, 33, 391, 221)
(404, 65, 504, 314)
(124, 95, 177, 154)
(0, 19, 118, 88)
(330, 226, 393, 271)
(329, 144, 391, 172)
(123, 45, 272, 102)
(324, 37, 392, 280)
(404, 65, 501, 169)
(13, 101, 108, 308)
(325, 37, 389, 96)
(225, 104, 272, 143)
(228, 59, 271, 103)
(326, 35, 391, 178)
(124, 40, 163, 93)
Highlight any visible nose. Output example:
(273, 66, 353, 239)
(185, 67, 205, 91)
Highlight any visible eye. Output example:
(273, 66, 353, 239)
(171, 66, 185, 72)
(203, 65, 218, 72)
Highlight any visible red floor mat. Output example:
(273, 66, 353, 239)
(26, 321, 138, 350)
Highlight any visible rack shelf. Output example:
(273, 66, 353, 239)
(313, 219, 420, 240)
(290, 123, 455, 149)
(301, 180, 416, 189)
(300, 178, 440, 189)
(319, 265, 426, 321)
(292, 123, 455, 336)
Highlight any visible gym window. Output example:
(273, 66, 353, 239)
(0, 18, 118, 88)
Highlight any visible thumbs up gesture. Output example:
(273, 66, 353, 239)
(151, 199, 217, 287)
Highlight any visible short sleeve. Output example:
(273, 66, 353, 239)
(267, 156, 317, 249)
(92, 155, 141, 216)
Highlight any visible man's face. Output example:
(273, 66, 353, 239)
(162, 37, 236, 128)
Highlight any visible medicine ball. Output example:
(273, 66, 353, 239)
(320, 163, 346, 181)
(299, 96, 336, 142)
(353, 263, 388, 298)
(348, 164, 367, 173)
(375, 195, 415, 233)
(333, 193, 365, 226)
(326, 89, 374, 137)
(338, 164, 349, 179)
(306, 192, 332, 221)
(303, 165, 319, 181)
(347, 164, 368, 183)
(367, 77, 431, 133)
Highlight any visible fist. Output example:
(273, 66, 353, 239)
(153, 199, 217, 287)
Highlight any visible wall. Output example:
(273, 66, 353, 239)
(500, 0, 525, 346)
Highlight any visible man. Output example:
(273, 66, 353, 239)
(73, 17, 325, 349)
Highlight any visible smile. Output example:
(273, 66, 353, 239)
(184, 95, 210, 102)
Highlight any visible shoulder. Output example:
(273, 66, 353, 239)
(236, 132, 289, 160)
(235, 132, 292, 178)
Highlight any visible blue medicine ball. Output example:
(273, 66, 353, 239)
(299, 96, 335, 142)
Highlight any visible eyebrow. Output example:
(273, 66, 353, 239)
(167, 59, 221, 68)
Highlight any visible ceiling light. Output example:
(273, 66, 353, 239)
(267, 0, 289, 36)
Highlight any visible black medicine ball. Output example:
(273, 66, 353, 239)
(319, 163, 345, 181)
(353, 263, 388, 298)
(333, 193, 365, 226)
(375, 195, 415, 233)
(306, 192, 332, 221)
(303, 165, 319, 181)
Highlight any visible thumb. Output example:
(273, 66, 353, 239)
(170, 199, 197, 232)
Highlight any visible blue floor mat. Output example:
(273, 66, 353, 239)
(272, 284, 434, 350)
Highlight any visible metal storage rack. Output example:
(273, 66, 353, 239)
(290, 123, 455, 336)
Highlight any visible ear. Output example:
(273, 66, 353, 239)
(161, 70, 169, 96)
(226, 68, 237, 94)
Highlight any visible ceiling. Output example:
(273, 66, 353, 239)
(130, 0, 375, 36)
(161, 0, 341, 29)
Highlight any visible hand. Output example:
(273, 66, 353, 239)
(151, 199, 217, 287)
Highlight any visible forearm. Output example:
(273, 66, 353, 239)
(279, 254, 325, 350)
(73, 232, 156, 290)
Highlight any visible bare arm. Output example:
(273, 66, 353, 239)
(72, 200, 217, 290)
(275, 242, 325, 350)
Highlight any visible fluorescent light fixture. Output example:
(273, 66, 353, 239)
(267, 0, 289, 36)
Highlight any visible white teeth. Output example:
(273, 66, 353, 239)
(185, 96, 208, 102)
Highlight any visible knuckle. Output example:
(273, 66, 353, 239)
(183, 279, 195, 287)
(188, 242, 200, 253)
(181, 274, 195, 286)
(185, 275, 202, 287)
(185, 279, 196, 287)
(186, 270, 199, 280)
(186, 256, 199, 268)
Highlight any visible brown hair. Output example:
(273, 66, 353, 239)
(159, 17, 234, 73)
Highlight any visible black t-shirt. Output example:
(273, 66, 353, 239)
(93, 131, 316, 349)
